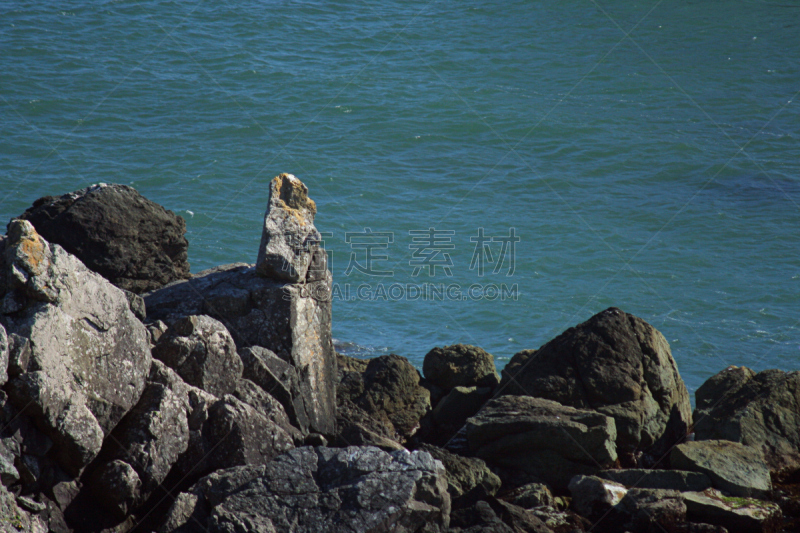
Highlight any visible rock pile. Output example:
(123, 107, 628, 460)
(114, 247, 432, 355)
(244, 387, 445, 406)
(0, 178, 797, 533)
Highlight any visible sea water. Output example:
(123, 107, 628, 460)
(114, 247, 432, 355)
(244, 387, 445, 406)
(2, 0, 799, 398)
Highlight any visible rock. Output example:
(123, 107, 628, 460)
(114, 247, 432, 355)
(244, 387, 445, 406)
(122, 289, 147, 321)
(89, 381, 190, 518)
(0, 437, 19, 486)
(423, 344, 500, 392)
(528, 505, 591, 533)
(499, 307, 692, 458)
(617, 488, 687, 533)
(1, 221, 151, 476)
(597, 469, 712, 492)
(0, 323, 8, 386)
(160, 446, 450, 533)
(503, 483, 554, 510)
(0, 482, 48, 532)
(353, 354, 431, 443)
(568, 475, 627, 520)
(429, 386, 493, 446)
(204, 395, 294, 472)
(454, 395, 617, 491)
(671, 440, 771, 498)
(334, 410, 405, 452)
(240, 345, 310, 434)
(684, 489, 782, 533)
(144, 263, 336, 436)
(14, 183, 190, 293)
(417, 443, 502, 509)
(256, 173, 326, 283)
(152, 315, 243, 397)
(693, 366, 800, 475)
(449, 500, 516, 533)
(232, 378, 302, 442)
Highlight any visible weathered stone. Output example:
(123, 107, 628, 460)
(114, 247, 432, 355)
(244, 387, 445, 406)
(14, 183, 190, 293)
(152, 315, 243, 397)
(203, 395, 294, 473)
(160, 446, 450, 533)
(0, 437, 19, 486)
(449, 500, 515, 533)
(617, 488, 687, 533)
(693, 366, 800, 475)
(504, 483, 554, 510)
(454, 395, 617, 491)
(417, 443, 502, 509)
(89, 381, 190, 518)
(671, 440, 771, 498)
(598, 469, 712, 492)
(233, 378, 302, 442)
(430, 386, 493, 446)
(122, 289, 146, 321)
(240, 345, 310, 434)
(335, 400, 405, 451)
(0, 482, 48, 532)
(144, 263, 336, 436)
(568, 475, 627, 520)
(423, 344, 500, 392)
(499, 307, 692, 459)
(0, 323, 8, 387)
(256, 173, 325, 283)
(1, 221, 151, 476)
(684, 489, 782, 533)
(354, 354, 431, 443)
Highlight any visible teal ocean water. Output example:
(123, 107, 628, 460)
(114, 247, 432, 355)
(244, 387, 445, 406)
(2, 0, 799, 398)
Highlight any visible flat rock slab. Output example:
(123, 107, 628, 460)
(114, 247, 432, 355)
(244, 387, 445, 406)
(671, 440, 771, 498)
(684, 489, 782, 533)
(453, 395, 617, 491)
(160, 446, 451, 533)
(144, 263, 335, 435)
(597, 469, 712, 492)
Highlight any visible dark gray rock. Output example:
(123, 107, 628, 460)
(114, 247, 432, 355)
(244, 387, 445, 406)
(417, 443, 501, 509)
(0, 323, 8, 387)
(152, 315, 243, 397)
(683, 489, 782, 533)
(617, 488, 687, 533)
(240, 345, 310, 434)
(430, 385, 493, 446)
(568, 475, 627, 521)
(256, 173, 326, 283)
(597, 469, 712, 492)
(503, 483, 554, 510)
(0, 437, 19, 486)
(1, 221, 151, 476)
(233, 378, 302, 442)
(454, 395, 617, 491)
(160, 446, 450, 533)
(450, 498, 554, 533)
(0, 482, 48, 532)
(693, 365, 800, 475)
(89, 381, 190, 518)
(671, 440, 771, 498)
(499, 307, 692, 459)
(144, 263, 336, 436)
(13, 183, 190, 293)
(423, 344, 500, 392)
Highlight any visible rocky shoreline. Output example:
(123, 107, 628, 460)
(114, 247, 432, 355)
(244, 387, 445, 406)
(0, 176, 798, 533)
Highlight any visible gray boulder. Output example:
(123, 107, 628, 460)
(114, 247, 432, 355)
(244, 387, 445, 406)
(617, 488, 687, 533)
(503, 483, 554, 510)
(597, 468, 712, 492)
(498, 307, 692, 458)
(144, 263, 336, 436)
(430, 385, 493, 446)
(256, 173, 326, 283)
(453, 395, 617, 491)
(423, 344, 500, 392)
(89, 381, 190, 519)
(13, 183, 190, 293)
(0, 323, 8, 386)
(152, 315, 243, 397)
(233, 378, 302, 442)
(417, 443, 501, 509)
(568, 475, 627, 520)
(160, 446, 450, 533)
(0, 482, 48, 532)
(671, 440, 771, 498)
(693, 365, 800, 475)
(0, 221, 151, 476)
(684, 489, 782, 533)
(240, 345, 310, 434)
